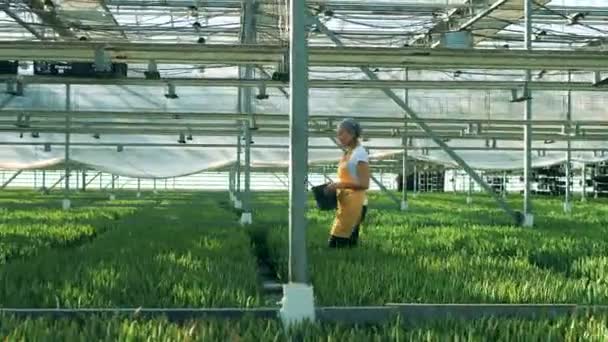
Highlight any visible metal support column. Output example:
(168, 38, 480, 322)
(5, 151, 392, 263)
(564, 71, 572, 213)
(312, 16, 521, 225)
(288, 0, 309, 284)
(238, 0, 256, 224)
(401, 67, 409, 211)
(522, 0, 534, 226)
(42, 170, 46, 190)
(467, 174, 473, 204)
(594, 163, 599, 199)
(413, 162, 418, 197)
(281, 0, 315, 327)
(582, 164, 587, 203)
(63, 84, 71, 210)
(502, 171, 507, 198)
(236, 135, 242, 195)
(137, 178, 141, 198)
(452, 170, 458, 193)
(81, 171, 86, 191)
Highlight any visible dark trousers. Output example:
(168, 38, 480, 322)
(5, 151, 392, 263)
(328, 205, 367, 248)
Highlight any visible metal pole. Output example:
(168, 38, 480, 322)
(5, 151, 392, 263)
(522, 0, 533, 226)
(594, 163, 599, 199)
(112, 174, 116, 189)
(564, 71, 572, 213)
(288, 0, 309, 284)
(42, 170, 46, 190)
(402, 67, 409, 210)
(467, 174, 473, 204)
(452, 170, 458, 193)
(63, 84, 71, 209)
(239, 0, 255, 223)
(82, 171, 86, 191)
(243, 124, 251, 215)
(502, 171, 507, 198)
(34, 170, 37, 189)
(582, 163, 587, 202)
(413, 162, 418, 197)
(236, 135, 241, 194)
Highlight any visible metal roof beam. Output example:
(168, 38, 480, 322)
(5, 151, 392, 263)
(1, 41, 608, 70)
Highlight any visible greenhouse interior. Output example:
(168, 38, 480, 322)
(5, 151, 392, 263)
(1, 0, 608, 339)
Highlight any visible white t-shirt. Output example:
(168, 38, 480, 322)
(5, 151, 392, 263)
(345, 145, 369, 184)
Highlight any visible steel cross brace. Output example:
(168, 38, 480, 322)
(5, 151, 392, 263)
(313, 16, 522, 225)
(0, 170, 22, 189)
(48, 175, 66, 191)
(85, 172, 102, 188)
(103, 175, 120, 190)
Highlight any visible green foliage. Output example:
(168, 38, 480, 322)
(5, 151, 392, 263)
(3, 190, 608, 339)
(0, 191, 261, 308)
(262, 192, 608, 305)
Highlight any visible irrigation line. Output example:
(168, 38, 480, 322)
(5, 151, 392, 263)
(3, 304, 608, 323)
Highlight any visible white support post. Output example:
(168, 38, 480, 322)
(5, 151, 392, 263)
(280, 0, 315, 327)
(137, 178, 141, 198)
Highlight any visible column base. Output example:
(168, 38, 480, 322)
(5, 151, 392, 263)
(563, 202, 572, 214)
(109, 194, 116, 201)
(466, 196, 473, 205)
(136, 192, 141, 198)
(279, 283, 315, 327)
(234, 199, 242, 210)
(400, 200, 409, 211)
(239, 212, 252, 225)
(62, 199, 71, 210)
(522, 213, 534, 227)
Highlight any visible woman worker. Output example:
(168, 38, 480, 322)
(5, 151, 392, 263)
(325, 118, 370, 248)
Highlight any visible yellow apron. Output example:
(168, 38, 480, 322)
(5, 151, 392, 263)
(330, 151, 366, 238)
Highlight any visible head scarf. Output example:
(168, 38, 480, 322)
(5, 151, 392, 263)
(337, 118, 362, 139)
